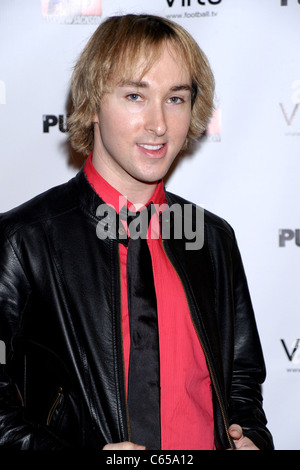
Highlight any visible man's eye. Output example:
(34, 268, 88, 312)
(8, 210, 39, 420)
(127, 94, 142, 101)
(168, 96, 183, 104)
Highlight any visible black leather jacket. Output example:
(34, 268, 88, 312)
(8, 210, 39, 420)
(0, 167, 273, 450)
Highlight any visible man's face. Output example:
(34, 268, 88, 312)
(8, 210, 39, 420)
(92, 45, 192, 197)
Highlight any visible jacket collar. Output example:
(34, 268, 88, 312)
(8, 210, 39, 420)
(74, 167, 166, 246)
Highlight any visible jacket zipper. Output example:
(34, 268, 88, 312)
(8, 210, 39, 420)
(46, 387, 63, 426)
(162, 240, 234, 450)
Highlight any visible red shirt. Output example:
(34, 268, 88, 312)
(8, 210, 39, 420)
(84, 154, 215, 449)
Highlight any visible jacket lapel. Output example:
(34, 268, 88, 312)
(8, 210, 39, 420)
(163, 193, 225, 393)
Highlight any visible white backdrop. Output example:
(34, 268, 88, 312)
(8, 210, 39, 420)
(1, 0, 299, 450)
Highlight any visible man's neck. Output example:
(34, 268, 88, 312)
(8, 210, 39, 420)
(91, 152, 158, 209)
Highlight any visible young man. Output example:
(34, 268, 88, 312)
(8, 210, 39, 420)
(0, 14, 273, 450)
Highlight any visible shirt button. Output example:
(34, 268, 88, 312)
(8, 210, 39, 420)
(118, 227, 126, 236)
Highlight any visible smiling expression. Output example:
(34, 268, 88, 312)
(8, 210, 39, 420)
(92, 44, 192, 202)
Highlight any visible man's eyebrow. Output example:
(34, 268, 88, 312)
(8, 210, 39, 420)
(170, 84, 192, 92)
(119, 80, 149, 88)
(119, 80, 192, 92)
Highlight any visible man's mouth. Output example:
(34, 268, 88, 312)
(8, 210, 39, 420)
(136, 142, 168, 159)
(138, 144, 165, 151)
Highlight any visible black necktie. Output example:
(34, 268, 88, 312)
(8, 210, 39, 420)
(126, 207, 161, 450)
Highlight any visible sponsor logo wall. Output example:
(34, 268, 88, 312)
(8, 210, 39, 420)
(0, 0, 299, 449)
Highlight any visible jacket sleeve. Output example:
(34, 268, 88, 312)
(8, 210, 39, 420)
(227, 235, 274, 450)
(0, 231, 68, 449)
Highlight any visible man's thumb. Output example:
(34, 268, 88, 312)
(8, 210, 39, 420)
(228, 424, 243, 440)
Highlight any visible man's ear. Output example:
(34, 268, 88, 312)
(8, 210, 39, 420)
(92, 113, 99, 124)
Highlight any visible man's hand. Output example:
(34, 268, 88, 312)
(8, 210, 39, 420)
(103, 426, 260, 451)
(103, 441, 146, 450)
(228, 424, 259, 450)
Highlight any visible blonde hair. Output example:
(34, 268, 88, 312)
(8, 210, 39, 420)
(68, 14, 215, 156)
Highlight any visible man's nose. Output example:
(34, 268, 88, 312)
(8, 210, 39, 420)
(144, 102, 168, 136)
